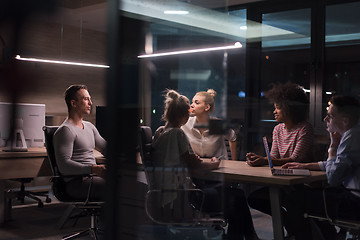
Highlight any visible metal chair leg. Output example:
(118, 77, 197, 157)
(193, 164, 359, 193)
(62, 213, 101, 240)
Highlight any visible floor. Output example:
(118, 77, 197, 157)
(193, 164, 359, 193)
(0, 188, 274, 240)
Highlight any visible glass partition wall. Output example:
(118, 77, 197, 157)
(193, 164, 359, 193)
(107, 0, 360, 238)
(122, 0, 360, 159)
(134, 3, 248, 132)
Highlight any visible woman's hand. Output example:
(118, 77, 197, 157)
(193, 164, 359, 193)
(210, 157, 220, 168)
(246, 153, 267, 166)
(246, 152, 261, 160)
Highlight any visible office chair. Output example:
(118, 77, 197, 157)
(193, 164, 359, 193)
(139, 126, 226, 239)
(304, 187, 360, 240)
(7, 177, 51, 208)
(224, 139, 232, 160)
(43, 126, 104, 240)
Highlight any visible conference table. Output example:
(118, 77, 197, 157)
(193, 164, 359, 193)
(201, 160, 327, 240)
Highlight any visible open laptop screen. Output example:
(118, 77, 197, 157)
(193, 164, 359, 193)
(262, 136, 273, 168)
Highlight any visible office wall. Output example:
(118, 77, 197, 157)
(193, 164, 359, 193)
(0, 15, 107, 125)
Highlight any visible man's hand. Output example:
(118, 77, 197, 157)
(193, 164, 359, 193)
(282, 162, 305, 169)
(329, 131, 342, 149)
(91, 164, 106, 178)
(282, 162, 320, 171)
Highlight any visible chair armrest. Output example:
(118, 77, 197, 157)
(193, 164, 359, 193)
(145, 188, 226, 226)
(321, 186, 360, 222)
(50, 174, 96, 204)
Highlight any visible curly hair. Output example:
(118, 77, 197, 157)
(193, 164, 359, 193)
(264, 82, 309, 124)
(162, 89, 190, 126)
(195, 89, 217, 113)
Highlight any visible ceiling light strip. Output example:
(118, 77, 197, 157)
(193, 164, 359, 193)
(15, 55, 110, 68)
(138, 42, 242, 58)
(163, 10, 189, 15)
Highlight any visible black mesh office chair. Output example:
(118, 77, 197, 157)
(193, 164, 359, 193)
(43, 126, 103, 240)
(139, 126, 226, 239)
(7, 177, 51, 208)
(304, 187, 360, 239)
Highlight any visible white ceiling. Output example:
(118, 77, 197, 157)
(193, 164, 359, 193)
(51, 0, 265, 33)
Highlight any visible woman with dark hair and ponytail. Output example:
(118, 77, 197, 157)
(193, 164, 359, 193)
(152, 89, 259, 240)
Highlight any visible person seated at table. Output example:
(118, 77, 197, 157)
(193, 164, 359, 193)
(152, 89, 259, 240)
(53, 84, 107, 200)
(281, 95, 360, 240)
(181, 89, 237, 161)
(246, 82, 314, 167)
(245, 82, 314, 236)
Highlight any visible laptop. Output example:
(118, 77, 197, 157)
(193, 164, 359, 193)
(262, 136, 311, 176)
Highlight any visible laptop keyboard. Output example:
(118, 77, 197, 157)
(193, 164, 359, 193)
(273, 168, 294, 175)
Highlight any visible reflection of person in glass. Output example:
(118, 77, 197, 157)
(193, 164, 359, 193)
(152, 89, 259, 240)
(282, 95, 360, 239)
(181, 89, 237, 161)
(53, 85, 106, 200)
(246, 82, 314, 166)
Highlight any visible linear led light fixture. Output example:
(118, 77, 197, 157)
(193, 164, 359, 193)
(15, 55, 110, 68)
(304, 88, 333, 95)
(138, 42, 242, 58)
(163, 10, 189, 14)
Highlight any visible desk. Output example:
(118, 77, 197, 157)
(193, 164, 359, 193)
(0, 148, 106, 224)
(203, 160, 327, 240)
(0, 147, 50, 224)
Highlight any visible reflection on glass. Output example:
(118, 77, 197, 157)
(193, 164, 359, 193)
(324, 2, 360, 117)
(262, 9, 311, 49)
(326, 2, 360, 46)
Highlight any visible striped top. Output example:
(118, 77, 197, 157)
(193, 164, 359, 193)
(270, 121, 314, 163)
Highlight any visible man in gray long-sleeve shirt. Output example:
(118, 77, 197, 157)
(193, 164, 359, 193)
(53, 84, 106, 200)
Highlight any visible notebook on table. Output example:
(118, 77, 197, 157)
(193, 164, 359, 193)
(262, 136, 311, 176)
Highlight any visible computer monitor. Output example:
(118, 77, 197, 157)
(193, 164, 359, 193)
(96, 106, 108, 140)
(0, 102, 45, 148)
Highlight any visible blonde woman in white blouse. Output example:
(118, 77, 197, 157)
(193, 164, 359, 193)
(181, 89, 237, 160)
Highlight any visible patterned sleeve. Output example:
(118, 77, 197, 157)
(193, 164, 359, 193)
(270, 125, 280, 158)
(289, 123, 314, 162)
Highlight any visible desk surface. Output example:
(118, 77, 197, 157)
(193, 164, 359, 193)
(0, 147, 106, 179)
(0, 147, 49, 179)
(206, 160, 327, 186)
(0, 147, 47, 159)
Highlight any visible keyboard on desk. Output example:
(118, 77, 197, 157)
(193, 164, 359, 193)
(272, 168, 311, 176)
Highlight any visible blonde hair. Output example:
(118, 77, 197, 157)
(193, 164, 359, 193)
(195, 89, 216, 113)
(162, 89, 190, 126)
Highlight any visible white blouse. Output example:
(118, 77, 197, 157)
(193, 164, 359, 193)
(181, 116, 236, 160)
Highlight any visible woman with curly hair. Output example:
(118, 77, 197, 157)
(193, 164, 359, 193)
(246, 82, 314, 166)
(245, 82, 314, 237)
